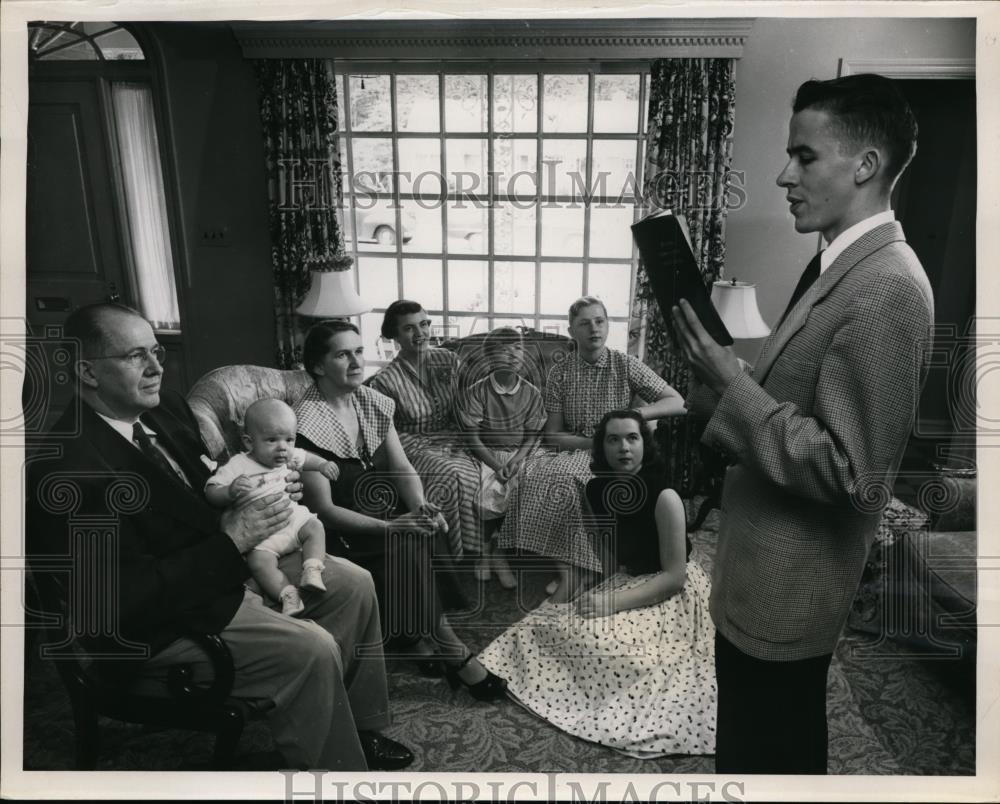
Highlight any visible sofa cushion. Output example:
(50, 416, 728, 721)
(849, 498, 976, 661)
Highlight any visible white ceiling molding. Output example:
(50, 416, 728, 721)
(231, 19, 754, 61)
(839, 57, 975, 80)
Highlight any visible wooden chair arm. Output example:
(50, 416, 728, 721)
(165, 632, 236, 703)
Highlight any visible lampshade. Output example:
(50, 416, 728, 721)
(296, 269, 370, 318)
(711, 279, 771, 339)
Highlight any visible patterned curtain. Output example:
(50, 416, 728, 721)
(253, 59, 352, 368)
(629, 58, 736, 494)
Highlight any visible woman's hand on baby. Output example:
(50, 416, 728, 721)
(417, 501, 449, 534)
(389, 511, 439, 537)
(497, 455, 524, 483)
(318, 461, 340, 481)
(575, 590, 617, 619)
(283, 469, 303, 502)
(229, 475, 255, 502)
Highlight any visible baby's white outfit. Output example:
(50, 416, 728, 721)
(206, 448, 318, 557)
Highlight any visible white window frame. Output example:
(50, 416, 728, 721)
(337, 62, 655, 367)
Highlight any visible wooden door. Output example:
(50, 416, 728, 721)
(27, 77, 130, 331)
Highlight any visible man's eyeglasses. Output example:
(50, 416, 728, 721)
(86, 345, 167, 368)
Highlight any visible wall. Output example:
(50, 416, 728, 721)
(141, 22, 276, 383)
(727, 17, 976, 362)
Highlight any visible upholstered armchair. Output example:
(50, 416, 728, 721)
(186, 365, 313, 460)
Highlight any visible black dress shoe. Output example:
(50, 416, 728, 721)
(357, 731, 414, 771)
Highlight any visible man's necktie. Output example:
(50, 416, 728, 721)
(776, 251, 823, 328)
(132, 422, 189, 487)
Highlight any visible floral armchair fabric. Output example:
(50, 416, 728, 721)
(186, 365, 313, 460)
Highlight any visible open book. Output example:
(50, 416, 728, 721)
(630, 209, 733, 346)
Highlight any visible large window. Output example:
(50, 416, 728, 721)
(334, 66, 651, 370)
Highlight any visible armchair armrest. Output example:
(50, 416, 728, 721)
(165, 632, 236, 704)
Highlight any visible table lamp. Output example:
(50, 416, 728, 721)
(296, 268, 370, 318)
(689, 277, 770, 533)
(710, 278, 770, 339)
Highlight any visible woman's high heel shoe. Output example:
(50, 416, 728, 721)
(444, 654, 507, 701)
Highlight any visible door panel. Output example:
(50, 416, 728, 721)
(27, 78, 129, 333)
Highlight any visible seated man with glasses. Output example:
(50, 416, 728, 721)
(26, 301, 413, 771)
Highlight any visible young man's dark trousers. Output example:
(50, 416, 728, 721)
(714, 631, 833, 774)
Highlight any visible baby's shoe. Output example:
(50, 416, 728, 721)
(279, 585, 305, 617)
(299, 558, 327, 593)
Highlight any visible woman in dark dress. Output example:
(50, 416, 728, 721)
(479, 410, 716, 755)
(295, 320, 505, 701)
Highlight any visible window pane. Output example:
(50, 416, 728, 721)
(396, 75, 439, 132)
(403, 259, 443, 310)
(353, 199, 401, 252)
(335, 74, 346, 132)
(539, 318, 567, 337)
(359, 311, 388, 359)
(494, 138, 537, 199)
(447, 139, 488, 197)
(447, 260, 489, 314)
(539, 262, 583, 315)
(95, 28, 145, 61)
(494, 261, 536, 314)
(447, 202, 487, 254)
(446, 315, 489, 339)
(607, 321, 629, 352)
(593, 75, 640, 134)
(445, 75, 487, 132)
(39, 39, 100, 60)
(350, 75, 391, 131)
(542, 75, 588, 133)
(493, 75, 537, 133)
(541, 140, 586, 198)
(589, 206, 636, 259)
(540, 206, 584, 257)
(592, 140, 639, 201)
(400, 200, 442, 254)
(398, 138, 442, 195)
(643, 73, 651, 134)
(587, 263, 632, 317)
(351, 139, 394, 194)
(357, 257, 399, 311)
(494, 204, 536, 256)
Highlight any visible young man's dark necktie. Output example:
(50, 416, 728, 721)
(132, 422, 190, 488)
(776, 251, 823, 328)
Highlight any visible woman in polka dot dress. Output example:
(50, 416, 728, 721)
(479, 410, 716, 757)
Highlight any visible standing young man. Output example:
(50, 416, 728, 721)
(672, 73, 934, 774)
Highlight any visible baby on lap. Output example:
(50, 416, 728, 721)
(205, 398, 339, 616)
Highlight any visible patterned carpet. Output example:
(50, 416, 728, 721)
(22, 511, 975, 773)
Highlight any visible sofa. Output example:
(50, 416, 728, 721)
(849, 491, 976, 666)
(186, 328, 576, 461)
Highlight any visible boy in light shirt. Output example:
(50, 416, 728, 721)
(460, 327, 546, 588)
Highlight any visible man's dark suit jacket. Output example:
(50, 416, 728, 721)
(27, 390, 250, 668)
